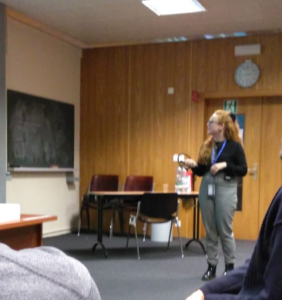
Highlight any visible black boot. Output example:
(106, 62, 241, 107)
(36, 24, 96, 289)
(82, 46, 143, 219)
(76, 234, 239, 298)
(201, 263, 216, 281)
(222, 263, 234, 276)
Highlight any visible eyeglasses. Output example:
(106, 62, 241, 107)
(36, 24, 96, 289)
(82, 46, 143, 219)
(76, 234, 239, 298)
(207, 120, 216, 125)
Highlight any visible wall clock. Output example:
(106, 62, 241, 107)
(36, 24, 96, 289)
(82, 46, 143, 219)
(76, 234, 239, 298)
(234, 60, 260, 88)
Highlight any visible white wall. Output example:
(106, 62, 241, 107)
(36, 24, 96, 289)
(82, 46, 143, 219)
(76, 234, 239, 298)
(6, 18, 82, 236)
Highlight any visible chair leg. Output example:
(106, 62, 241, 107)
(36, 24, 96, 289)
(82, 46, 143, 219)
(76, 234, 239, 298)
(143, 223, 147, 241)
(126, 221, 131, 249)
(167, 220, 173, 250)
(126, 215, 140, 259)
(77, 207, 83, 236)
(118, 208, 124, 234)
(176, 217, 184, 258)
(77, 207, 84, 236)
(109, 208, 116, 238)
(86, 208, 90, 232)
(134, 224, 140, 260)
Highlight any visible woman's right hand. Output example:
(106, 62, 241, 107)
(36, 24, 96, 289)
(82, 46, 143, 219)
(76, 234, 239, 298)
(184, 158, 198, 168)
(185, 289, 204, 300)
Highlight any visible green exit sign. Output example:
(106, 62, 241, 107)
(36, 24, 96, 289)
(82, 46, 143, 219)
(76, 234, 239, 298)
(223, 100, 237, 113)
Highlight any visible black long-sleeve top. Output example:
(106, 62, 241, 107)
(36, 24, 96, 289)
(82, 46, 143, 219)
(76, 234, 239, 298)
(192, 139, 247, 178)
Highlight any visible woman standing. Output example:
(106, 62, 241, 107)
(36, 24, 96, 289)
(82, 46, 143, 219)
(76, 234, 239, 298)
(185, 110, 247, 281)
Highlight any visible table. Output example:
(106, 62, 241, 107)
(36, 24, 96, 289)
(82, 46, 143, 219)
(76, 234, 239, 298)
(0, 214, 57, 250)
(90, 191, 143, 257)
(89, 191, 205, 257)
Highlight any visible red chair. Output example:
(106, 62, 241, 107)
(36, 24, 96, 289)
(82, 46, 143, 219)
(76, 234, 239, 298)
(77, 174, 119, 237)
(124, 175, 154, 192)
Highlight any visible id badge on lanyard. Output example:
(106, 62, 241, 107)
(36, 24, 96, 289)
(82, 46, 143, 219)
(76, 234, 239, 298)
(208, 140, 227, 198)
(208, 177, 216, 197)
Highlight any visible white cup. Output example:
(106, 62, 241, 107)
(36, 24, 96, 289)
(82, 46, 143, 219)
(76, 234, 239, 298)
(163, 184, 169, 192)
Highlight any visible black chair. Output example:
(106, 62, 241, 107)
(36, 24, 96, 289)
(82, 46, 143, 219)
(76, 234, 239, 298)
(122, 175, 154, 240)
(77, 174, 119, 237)
(126, 192, 184, 259)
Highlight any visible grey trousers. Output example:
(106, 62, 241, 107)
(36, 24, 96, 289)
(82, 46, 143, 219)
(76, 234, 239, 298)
(199, 172, 238, 266)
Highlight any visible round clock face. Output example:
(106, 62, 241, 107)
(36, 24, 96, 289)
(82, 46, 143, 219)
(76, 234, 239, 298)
(234, 60, 260, 88)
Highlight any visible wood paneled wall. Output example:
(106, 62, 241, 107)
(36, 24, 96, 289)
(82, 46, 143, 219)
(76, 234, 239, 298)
(81, 47, 130, 189)
(80, 33, 282, 237)
(192, 35, 282, 92)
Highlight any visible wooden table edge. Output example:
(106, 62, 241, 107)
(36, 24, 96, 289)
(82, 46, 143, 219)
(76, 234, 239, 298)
(0, 214, 57, 230)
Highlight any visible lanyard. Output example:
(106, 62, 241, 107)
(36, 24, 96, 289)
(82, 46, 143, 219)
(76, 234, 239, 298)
(212, 140, 226, 165)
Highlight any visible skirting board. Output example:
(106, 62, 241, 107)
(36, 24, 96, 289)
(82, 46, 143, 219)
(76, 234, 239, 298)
(43, 228, 72, 238)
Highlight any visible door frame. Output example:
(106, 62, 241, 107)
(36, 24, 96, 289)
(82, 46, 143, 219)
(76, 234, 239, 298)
(197, 89, 282, 238)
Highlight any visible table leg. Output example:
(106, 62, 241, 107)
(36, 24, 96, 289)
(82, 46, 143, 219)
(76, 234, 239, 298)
(92, 241, 108, 258)
(185, 196, 206, 254)
(92, 196, 108, 258)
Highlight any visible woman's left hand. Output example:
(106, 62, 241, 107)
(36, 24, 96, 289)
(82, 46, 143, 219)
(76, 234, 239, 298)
(210, 162, 227, 175)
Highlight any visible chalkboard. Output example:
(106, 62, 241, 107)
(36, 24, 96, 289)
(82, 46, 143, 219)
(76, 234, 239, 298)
(7, 90, 74, 169)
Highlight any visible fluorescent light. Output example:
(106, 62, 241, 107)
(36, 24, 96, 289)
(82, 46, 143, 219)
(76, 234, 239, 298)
(204, 34, 214, 39)
(153, 36, 188, 43)
(205, 32, 248, 40)
(224, 33, 235, 38)
(234, 32, 247, 37)
(142, 0, 206, 16)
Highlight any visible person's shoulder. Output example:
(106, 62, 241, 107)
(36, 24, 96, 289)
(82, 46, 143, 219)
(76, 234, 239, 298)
(31, 247, 100, 299)
(267, 186, 282, 224)
(226, 139, 243, 149)
(0, 244, 101, 300)
(227, 139, 240, 145)
(272, 186, 282, 205)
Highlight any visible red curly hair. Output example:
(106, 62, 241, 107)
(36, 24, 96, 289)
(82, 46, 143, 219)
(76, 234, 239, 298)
(198, 110, 242, 165)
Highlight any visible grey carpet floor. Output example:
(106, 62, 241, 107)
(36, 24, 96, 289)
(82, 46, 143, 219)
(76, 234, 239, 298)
(44, 233, 256, 300)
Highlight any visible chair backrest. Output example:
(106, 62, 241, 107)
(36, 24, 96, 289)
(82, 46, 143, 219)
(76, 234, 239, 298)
(124, 175, 153, 191)
(139, 193, 178, 219)
(89, 175, 119, 192)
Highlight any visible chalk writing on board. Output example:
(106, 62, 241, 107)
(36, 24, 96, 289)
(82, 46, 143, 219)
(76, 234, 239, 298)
(7, 90, 74, 168)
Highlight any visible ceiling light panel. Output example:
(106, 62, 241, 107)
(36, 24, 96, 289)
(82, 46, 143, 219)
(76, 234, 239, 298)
(142, 0, 206, 16)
